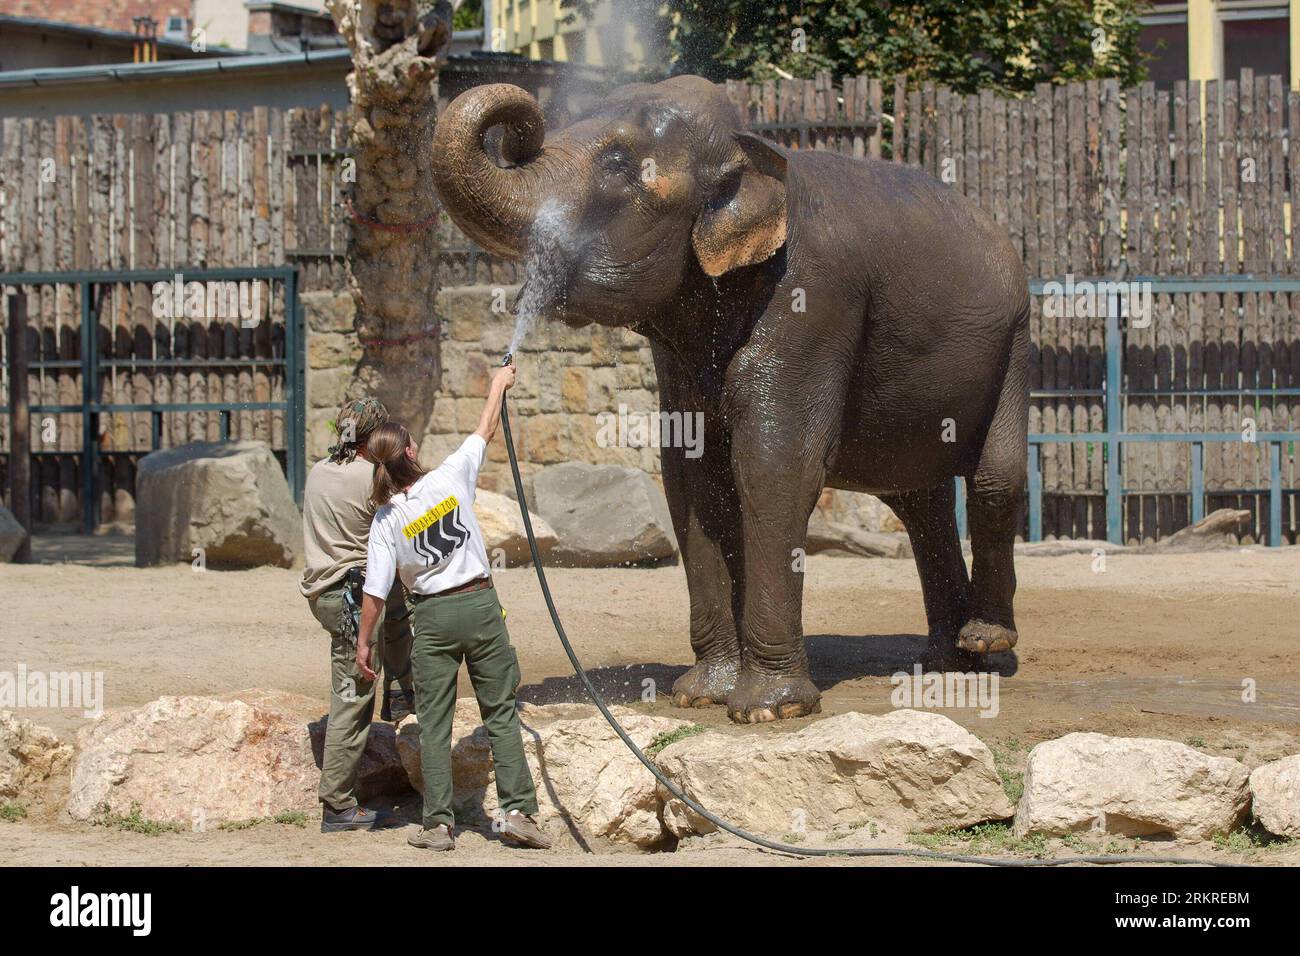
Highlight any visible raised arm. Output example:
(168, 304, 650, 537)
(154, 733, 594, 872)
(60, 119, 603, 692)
(474, 364, 517, 445)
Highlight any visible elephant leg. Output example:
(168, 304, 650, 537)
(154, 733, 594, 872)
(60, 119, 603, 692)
(725, 436, 825, 724)
(662, 437, 743, 708)
(879, 484, 978, 671)
(958, 364, 1027, 655)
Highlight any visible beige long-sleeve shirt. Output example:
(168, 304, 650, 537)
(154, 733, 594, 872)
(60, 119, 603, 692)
(299, 457, 376, 599)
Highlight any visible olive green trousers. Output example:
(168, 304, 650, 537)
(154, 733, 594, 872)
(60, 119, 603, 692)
(309, 582, 413, 812)
(409, 587, 538, 829)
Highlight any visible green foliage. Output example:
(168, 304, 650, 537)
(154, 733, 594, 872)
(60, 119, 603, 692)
(1213, 825, 1296, 856)
(567, 0, 1149, 94)
(987, 742, 1025, 804)
(94, 803, 184, 836)
(644, 723, 708, 756)
(0, 802, 28, 822)
(454, 0, 483, 31)
(909, 822, 1048, 857)
(218, 809, 310, 831)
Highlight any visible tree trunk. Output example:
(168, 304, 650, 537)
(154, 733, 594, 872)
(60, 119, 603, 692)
(327, 0, 454, 445)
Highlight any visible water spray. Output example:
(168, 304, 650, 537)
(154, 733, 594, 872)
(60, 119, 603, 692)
(495, 351, 1232, 866)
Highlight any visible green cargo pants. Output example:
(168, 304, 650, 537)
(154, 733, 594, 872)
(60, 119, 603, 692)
(409, 586, 538, 829)
(309, 581, 414, 812)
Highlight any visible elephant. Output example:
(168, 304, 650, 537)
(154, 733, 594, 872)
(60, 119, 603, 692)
(430, 76, 1029, 723)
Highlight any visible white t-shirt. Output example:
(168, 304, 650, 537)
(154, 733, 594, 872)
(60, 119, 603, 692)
(363, 435, 492, 599)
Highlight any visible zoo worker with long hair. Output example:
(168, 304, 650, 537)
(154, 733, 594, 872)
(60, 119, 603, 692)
(354, 364, 551, 852)
(300, 398, 417, 833)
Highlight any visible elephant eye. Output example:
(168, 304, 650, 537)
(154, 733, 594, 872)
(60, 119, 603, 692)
(599, 149, 636, 182)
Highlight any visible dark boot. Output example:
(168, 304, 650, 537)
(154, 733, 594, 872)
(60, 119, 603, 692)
(320, 805, 379, 833)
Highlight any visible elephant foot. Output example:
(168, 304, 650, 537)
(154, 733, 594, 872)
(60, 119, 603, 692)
(919, 633, 982, 673)
(670, 658, 739, 708)
(956, 618, 1018, 655)
(726, 670, 821, 724)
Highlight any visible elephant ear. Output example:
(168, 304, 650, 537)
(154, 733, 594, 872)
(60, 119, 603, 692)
(691, 132, 788, 277)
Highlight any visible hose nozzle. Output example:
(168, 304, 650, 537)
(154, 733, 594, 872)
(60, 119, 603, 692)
(502, 352, 514, 367)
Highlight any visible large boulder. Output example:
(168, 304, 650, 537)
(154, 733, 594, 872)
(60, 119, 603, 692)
(532, 463, 678, 566)
(69, 695, 317, 825)
(135, 440, 302, 569)
(1249, 755, 1300, 838)
(818, 489, 905, 534)
(0, 710, 72, 800)
(0, 504, 28, 562)
(397, 699, 692, 848)
(656, 710, 1013, 838)
(1013, 733, 1251, 840)
(474, 489, 557, 566)
(806, 510, 911, 559)
(1150, 508, 1250, 552)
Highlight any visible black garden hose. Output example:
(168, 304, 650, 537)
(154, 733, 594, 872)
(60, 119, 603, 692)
(497, 359, 1236, 867)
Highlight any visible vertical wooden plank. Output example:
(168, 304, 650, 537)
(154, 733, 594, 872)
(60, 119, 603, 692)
(1187, 80, 1204, 276)
(1222, 79, 1239, 273)
(1267, 75, 1286, 274)
(906, 83, 922, 166)
(1022, 90, 1040, 278)
(992, 92, 1007, 228)
(1007, 96, 1023, 259)
(892, 75, 907, 162)
(867, 78, 882, 159)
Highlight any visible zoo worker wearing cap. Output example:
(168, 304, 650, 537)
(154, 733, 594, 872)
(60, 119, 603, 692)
(300, 397, 416, 833)
(354, 364, 551, 852)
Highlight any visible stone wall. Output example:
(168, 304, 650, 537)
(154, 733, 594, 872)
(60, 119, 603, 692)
(303, 285, 661, 498)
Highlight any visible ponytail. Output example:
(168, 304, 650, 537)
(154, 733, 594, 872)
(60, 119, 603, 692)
(368, 422, 426, 507)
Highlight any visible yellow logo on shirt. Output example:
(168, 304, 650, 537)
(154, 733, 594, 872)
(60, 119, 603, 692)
(402, 496, 459, 539)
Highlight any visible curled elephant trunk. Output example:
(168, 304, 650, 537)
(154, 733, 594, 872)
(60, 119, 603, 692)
(431, 83, 581, 260)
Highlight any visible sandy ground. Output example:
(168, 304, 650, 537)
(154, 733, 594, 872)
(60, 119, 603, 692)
(5, 535, 1300, 867)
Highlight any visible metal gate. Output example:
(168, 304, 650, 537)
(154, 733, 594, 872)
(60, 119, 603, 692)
(0, 267, 305, 534)
(955, 275, 1300, 547)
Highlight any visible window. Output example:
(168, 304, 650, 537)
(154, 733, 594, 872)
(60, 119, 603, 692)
(1139, 19, 1189, 91)
(1222, 11, 1289, 82)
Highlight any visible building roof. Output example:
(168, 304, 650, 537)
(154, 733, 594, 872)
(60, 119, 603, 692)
(0, 2, 196, 37)
(0, 12, 242, 57)
(0, 36, 600, 92)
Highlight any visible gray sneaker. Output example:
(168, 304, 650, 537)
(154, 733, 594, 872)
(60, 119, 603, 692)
(407, 824, 455, 851)
(499, 810, 552, 849)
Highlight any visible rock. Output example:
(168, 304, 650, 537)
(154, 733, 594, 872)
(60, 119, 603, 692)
(308, 717, 414, 803)
(397, 699, 691, 847)
(818, 489, 905, 534)
(0, 710, 73, 800)
(532, 462, 678, 566)
(474, 489, 557, 566)
(1249, 755, 1300, 838)
(0, 504, 28, 562)
(1013, 733, 1251, 840)
(69, 695, 317, 826)
(656, 710, 1013, 838)
(135, 440, 302, 569)
(1151, 508, 1250, 552)
(806, 510, 912, 558)
(1016, 538, 1129, 557)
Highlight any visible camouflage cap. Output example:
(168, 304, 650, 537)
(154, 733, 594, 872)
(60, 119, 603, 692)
(328, 397, 390, 464)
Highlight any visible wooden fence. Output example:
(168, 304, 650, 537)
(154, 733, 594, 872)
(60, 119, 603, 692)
(1, 70, 1298, 543)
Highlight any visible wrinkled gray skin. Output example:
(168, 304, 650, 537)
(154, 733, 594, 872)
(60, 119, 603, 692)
(432, 76, 1029, 723)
